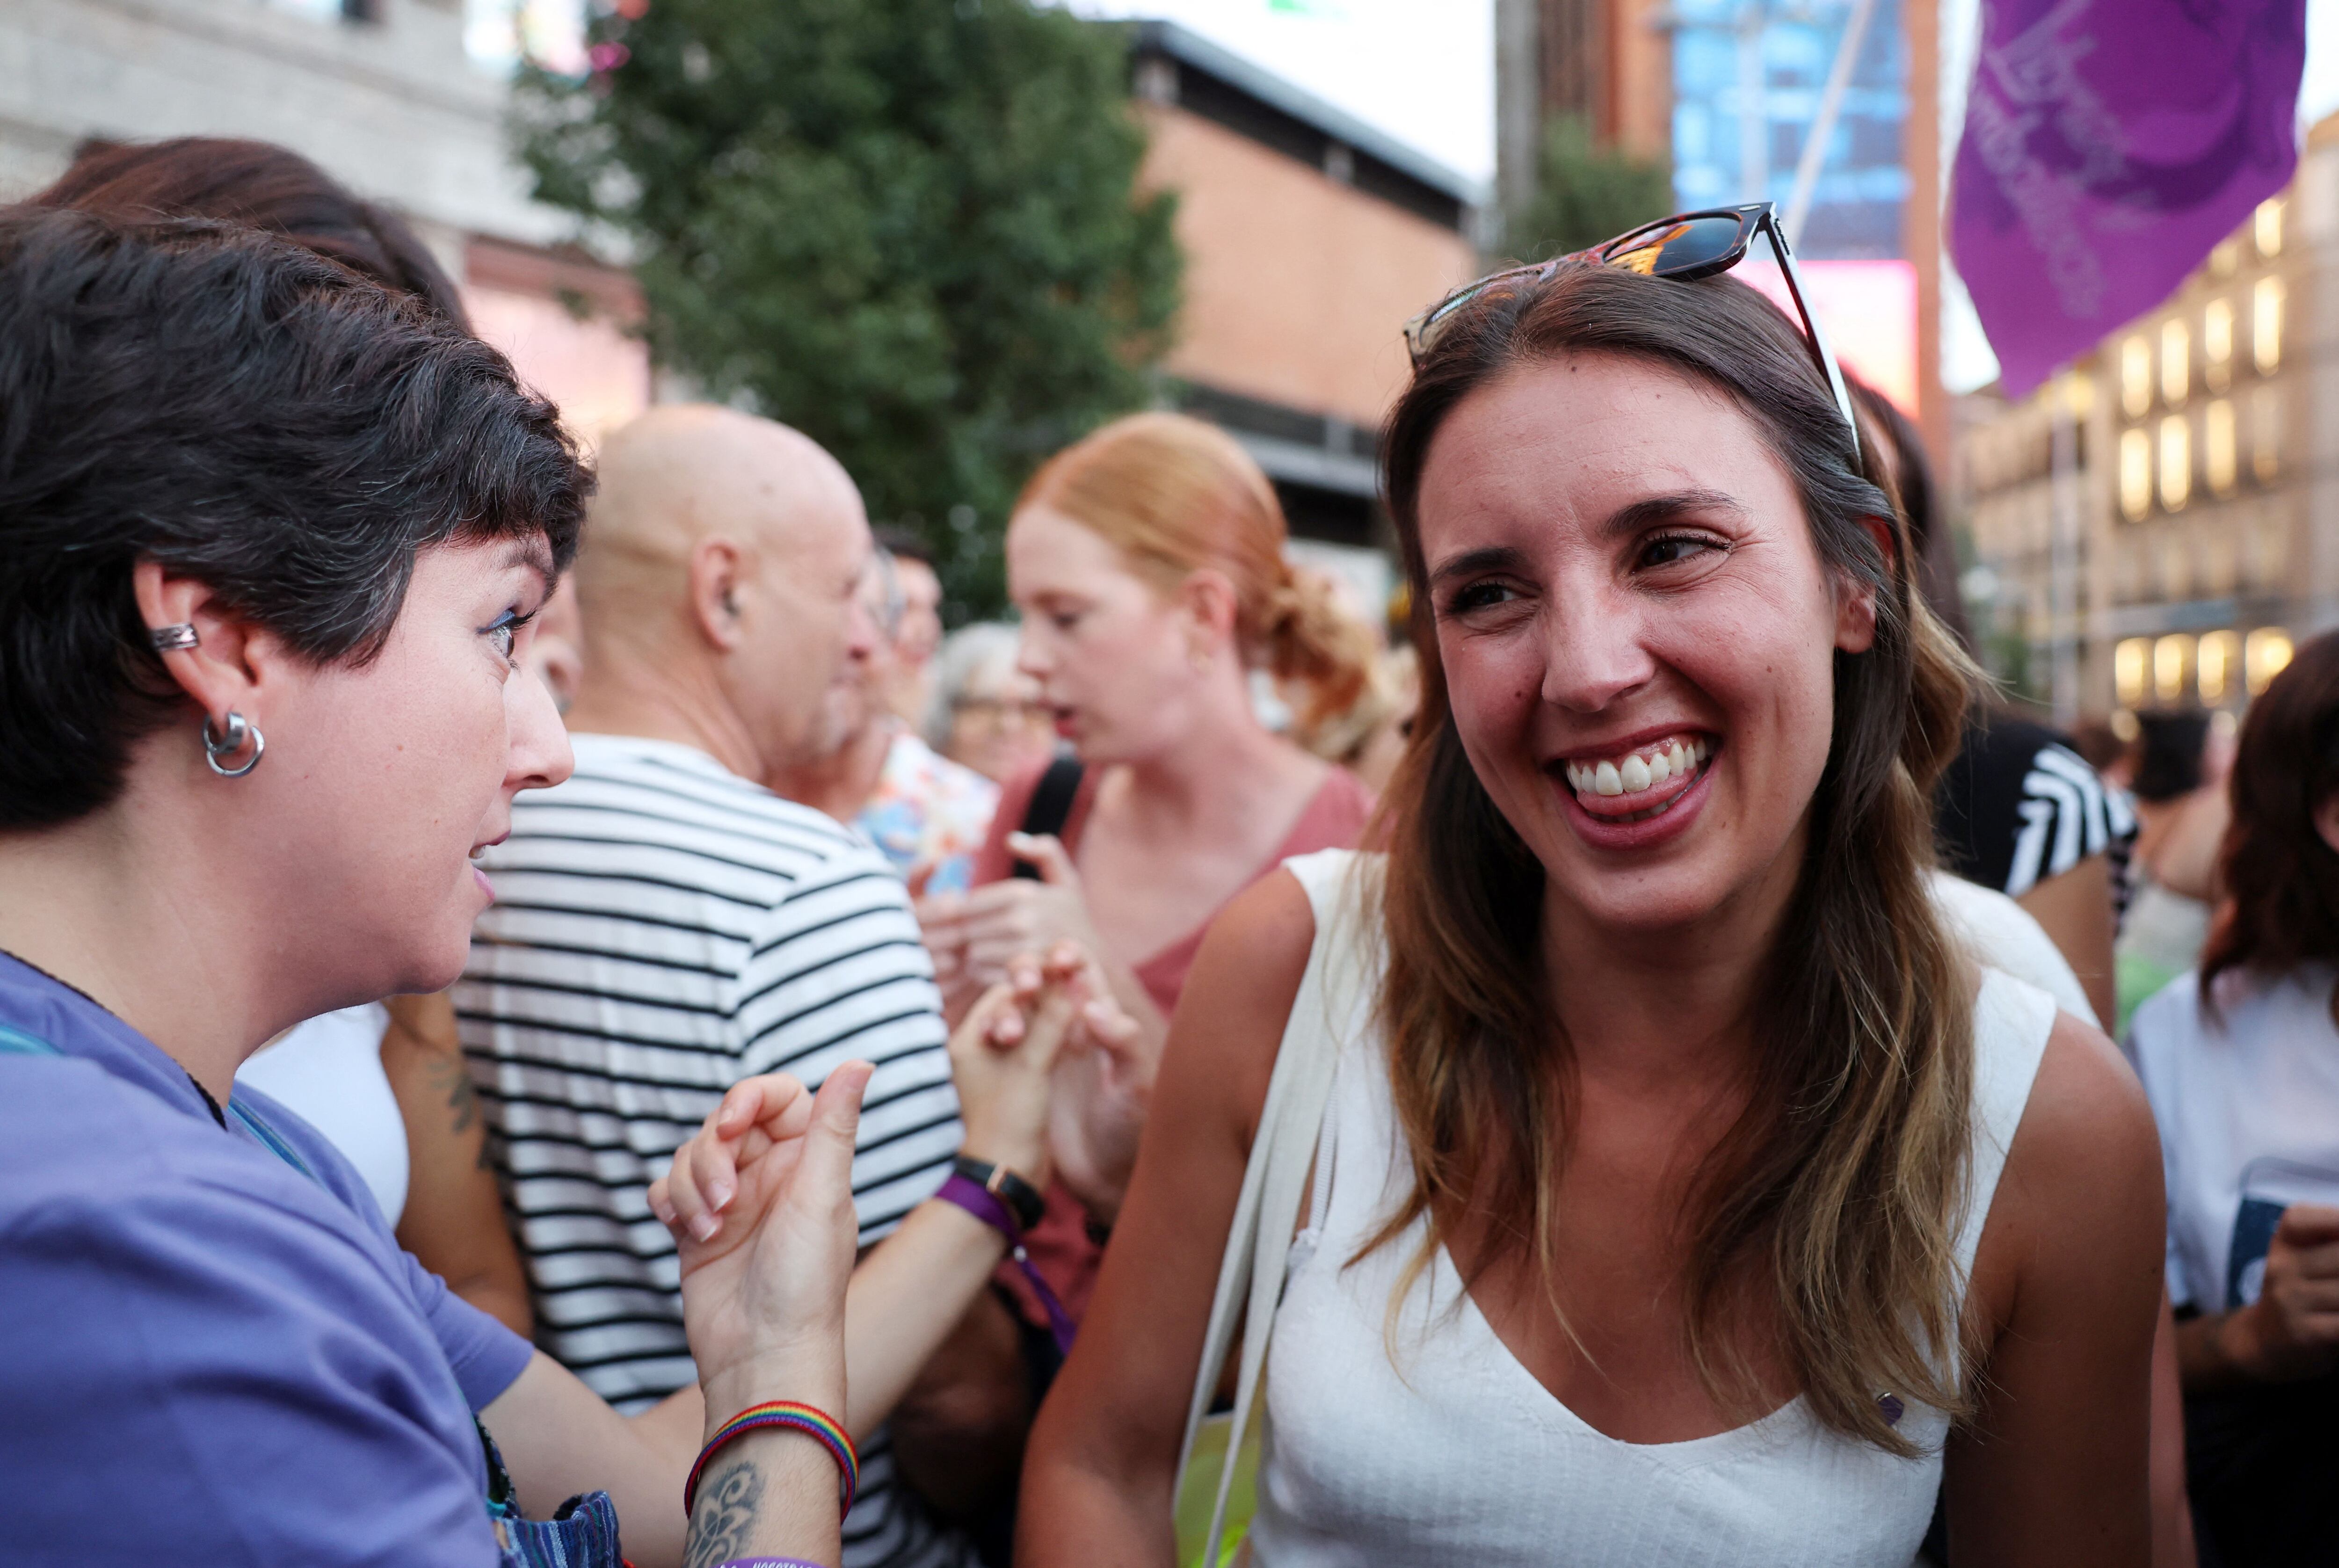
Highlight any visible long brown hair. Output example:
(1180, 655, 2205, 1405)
(1373, 262, 1979, 1455)
(1018, 412, 1373, 730)
(2201, 630, 2339, 1026)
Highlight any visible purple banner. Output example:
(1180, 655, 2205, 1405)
(1951, 0, 2308, 399)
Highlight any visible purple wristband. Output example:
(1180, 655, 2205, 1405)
(936, 1171, 1078, 1355)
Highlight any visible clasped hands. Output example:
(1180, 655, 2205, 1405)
(919, 832, 1161, 1224)
(641, 928, 1146, 1421)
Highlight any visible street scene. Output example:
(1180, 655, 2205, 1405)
(2, 1, 2335, 1565)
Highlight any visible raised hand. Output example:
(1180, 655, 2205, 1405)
(649, 1064, 872, 1418)
(1011, 940, 1157, 1224)
(917, 832, 1105, 1002)
(945, 974, 1078, 1187)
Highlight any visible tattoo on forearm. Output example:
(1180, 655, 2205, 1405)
(421, 1052, 494, 1169)
(683, 1459, 764, 1568)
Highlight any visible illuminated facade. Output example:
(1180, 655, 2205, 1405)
(1954, 121, 2337, 722)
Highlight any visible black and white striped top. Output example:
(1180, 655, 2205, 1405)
(457, 735, 970, 1568)
(1936, 712, 2136, 905)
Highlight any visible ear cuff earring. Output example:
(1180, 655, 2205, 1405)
(202, 711, 265, 778)
(148, 625, 263, 777)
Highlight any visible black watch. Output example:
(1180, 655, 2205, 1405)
(953, 1155, 1045, 1232)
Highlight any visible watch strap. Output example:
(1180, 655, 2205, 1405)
(952, 1154, 1045, 1232)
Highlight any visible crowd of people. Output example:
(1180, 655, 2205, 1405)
(3, 134, 2336, 1568)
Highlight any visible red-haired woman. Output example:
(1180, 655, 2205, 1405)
(918, 413, 1380, 1314)
(1021, 221, 2163, 1565)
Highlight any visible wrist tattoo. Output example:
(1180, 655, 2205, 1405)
(683, 1459, 764, 1568)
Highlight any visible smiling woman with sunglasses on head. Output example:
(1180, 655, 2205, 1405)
(1019, 212, 2164, 1566)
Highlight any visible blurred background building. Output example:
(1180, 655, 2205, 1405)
(1954, 117, 2332, 726)
(0, 0, 1485, 617)
(0, 0, 653, 450)
(1129, 20, 1481, 609)
(1497, 0, 1939, 445)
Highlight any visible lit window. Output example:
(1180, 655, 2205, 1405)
(2159, 414, 2191, 510)
(2155, 634, 2194, 704)
(2161, 318, 2189, 406)
(2246, 628, 2294, 693)
(2119, 427, 2153, 520)
(2121, 335, 2152, 418)
(2252, 385, 2281, 481)
(2256, 197, 2284, 259)
(2205, 399, 2237, 494)
(2254, 276, 2284, 373)
(2204, 298, 2234, 392)
(2198, 631, 2238, 703)
(2116, 638, 2152, 708)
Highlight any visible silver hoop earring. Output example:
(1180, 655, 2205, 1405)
(149, 624, 200, 653)
(202, 711, 265, 778)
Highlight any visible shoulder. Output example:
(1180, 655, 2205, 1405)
(748, 829, 923, 953)
(0, 1069, 494, 1554)
(230, 1077, 401, 1233)
(2127, 969, 2203, 1050)
(534, 733, 869, 866)
(1980, 1004, 2164, 1306)
(0, 1056, 465, 1386)
(2012, 1009, 2162, 1190)
(1293, 765, 1377, 849)
(988, 757, 1053, 824)
(1932, 871, 2094, 1024)
(1172, 868, 1324, 1144)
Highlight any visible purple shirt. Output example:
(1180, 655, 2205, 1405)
(0, 953, 534, 1566)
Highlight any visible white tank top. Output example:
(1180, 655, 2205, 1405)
(1248, 850, 2056, 1568)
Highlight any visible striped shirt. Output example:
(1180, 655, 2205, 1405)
(1937, 712, 2136, 905)
(457, 734, 970, 1568)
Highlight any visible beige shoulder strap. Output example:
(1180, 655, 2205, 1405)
(1173, 849, 1365, 1563)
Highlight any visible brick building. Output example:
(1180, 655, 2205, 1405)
(1129, 21, 1483, 585)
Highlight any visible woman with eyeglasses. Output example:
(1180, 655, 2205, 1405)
(926, 622, 1061, 786)
(1019, 214, 2162, 1565)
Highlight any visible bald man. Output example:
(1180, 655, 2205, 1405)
(455, 407, 1018, 1568)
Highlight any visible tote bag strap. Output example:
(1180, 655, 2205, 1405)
(1174, 849, 1363, 1563)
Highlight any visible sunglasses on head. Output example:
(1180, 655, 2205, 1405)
(1402, 201, 1860, 457)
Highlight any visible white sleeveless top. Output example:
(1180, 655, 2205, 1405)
(1248, 850, 2057, 1568)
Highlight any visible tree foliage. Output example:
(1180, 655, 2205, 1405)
(515, 0, 1182, 616)
(1505, 115, 1674, 264)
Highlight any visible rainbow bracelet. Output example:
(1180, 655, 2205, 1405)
(684, 1400, 858, 1517)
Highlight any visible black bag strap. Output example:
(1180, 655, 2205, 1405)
(1012, 755, 1086, 880)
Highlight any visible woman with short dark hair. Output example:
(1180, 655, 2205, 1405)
(2133, 629, 2339, 1566)
(1023, 215, 2163, 1565)
(0, 207, 866, 1568)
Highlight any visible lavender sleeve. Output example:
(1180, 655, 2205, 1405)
(404, 1246, 538, 1409)
(0, 1059, 505, 1567)
(241, 1082, 535, 1411)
